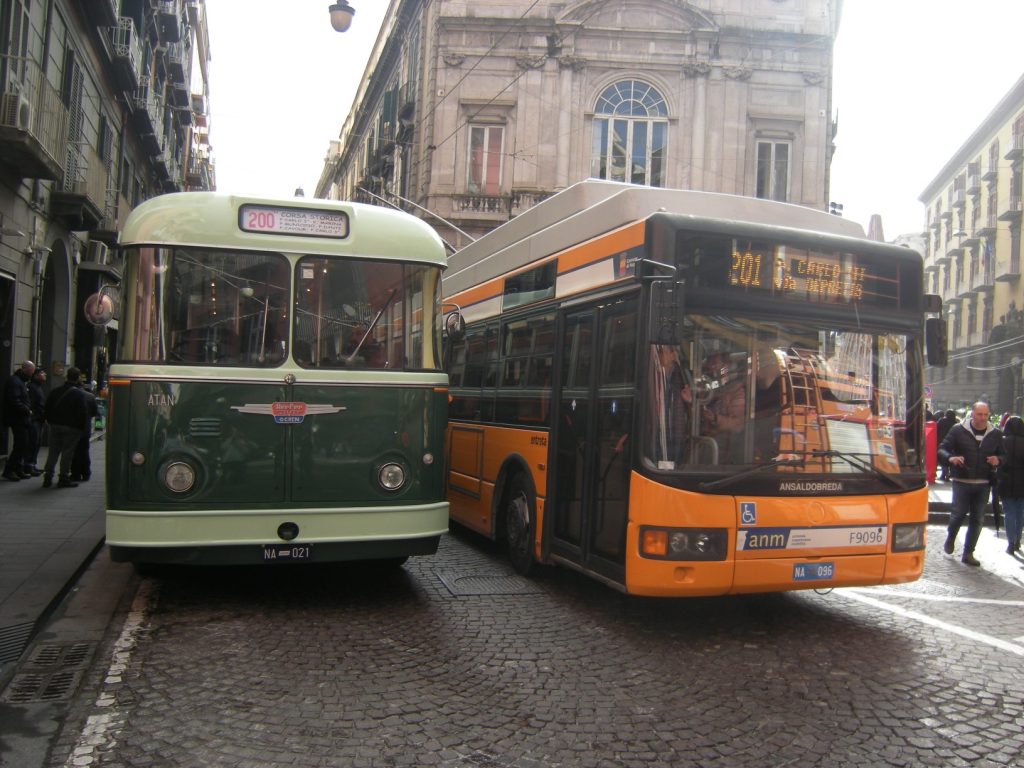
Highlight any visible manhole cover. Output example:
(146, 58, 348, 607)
(27, 642, 93, 669)
(0, 642, 95, 704)
(438, 572, 543, 596)
(1, 669, 85, 703)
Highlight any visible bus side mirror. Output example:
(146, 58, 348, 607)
(445, 311, 465, 342)
(647, 279, 684, 345)
(925, 316, 948, 367)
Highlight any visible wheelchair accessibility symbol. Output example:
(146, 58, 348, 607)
(740, 502, 757, 526)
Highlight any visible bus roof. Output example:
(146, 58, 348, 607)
(445, 180, 872, 296)
(118, 192, 448, 267)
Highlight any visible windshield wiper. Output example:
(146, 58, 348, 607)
(698, 456, 805, 491)
(808, 449, 907, 490)
(345, 289, 397, 364)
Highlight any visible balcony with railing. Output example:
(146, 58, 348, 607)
(451, 194, 508, 219)
(131, 80, 165, 154)
(191, 92, 208, 127)
(186, 149, 215, 190)
(1004, 134, 1024, 161)
(166, 42, 188, 84)
(995, 251, 1021, 282)
(967, 174, 982, 195)
(972, 255, 995, 293)
(951, 190, 966, 209)
(978, 212, 998, 237)
(0, 55, 68, 180)
(397, 81, 416, 121)
(999, 195, 1023, 221)
(51, 143, 108, 230)
(155, 0, 183, 43)
(89, 180, 125, 244)
(956, 274, 974, 298)
(81, 0, 119, 27)
(109, 17, 143, 90)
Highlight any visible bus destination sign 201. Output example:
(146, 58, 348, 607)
(239, 204, 349, 239)
(724, 240, 891, 305)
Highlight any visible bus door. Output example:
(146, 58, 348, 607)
(549, 297, 637, 584)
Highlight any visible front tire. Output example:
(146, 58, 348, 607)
(504, 474, 535, 576)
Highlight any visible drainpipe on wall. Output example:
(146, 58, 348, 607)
(29, 250, 44, 364)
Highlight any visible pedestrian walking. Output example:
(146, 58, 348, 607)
(25, 367, 47, 475)
(938, 401, 1005, 566)
(2, 360, 36, 480)
(935, 409, 957, 481)
(41, 367, 89, 488)
(70, 378, 99, 481)
(997, 415, 1024, 555)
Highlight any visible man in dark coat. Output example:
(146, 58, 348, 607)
(935, 409, 958, 480)
(3, 360, 36, 480)
(26, 368, 47, 475)
(996, 416, 1024, 554)
(70, 379, 99, 481)
(42, 367, 89, 488)
(938, 402, 1005, 566)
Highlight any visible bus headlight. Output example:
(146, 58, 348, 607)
(162, 461, 196, 493)
(892, 523, 925, 552)
(640, 526, 728, 561)
(378, 462, 406, 491)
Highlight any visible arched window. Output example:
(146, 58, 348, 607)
(590, 80, 668, 187)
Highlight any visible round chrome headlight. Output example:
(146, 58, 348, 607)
(162, 461, 196, 493)
(378, 462, 406, 491)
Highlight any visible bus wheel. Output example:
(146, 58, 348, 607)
(504, 474, 535, 576)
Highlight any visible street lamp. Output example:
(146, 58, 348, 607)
(328, 2, 355, 32)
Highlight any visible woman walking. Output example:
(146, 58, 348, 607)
(997, 415, 1024, 554)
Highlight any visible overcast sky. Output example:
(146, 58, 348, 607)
(205, 1, 1024, 240)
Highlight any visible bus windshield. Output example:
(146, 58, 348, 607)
(643, 314, 923, 477)
(121, 247, 291, 366)
(120, 247, 443, 370)
(293, 257, 442, 371)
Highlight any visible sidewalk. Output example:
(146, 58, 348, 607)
(0, 434, 107, 682)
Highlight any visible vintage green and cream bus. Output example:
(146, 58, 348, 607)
(98, 193, 450, 567)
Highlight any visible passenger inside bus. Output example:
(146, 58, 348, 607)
(752, 346, 784, 461)
(701, 351, 747, 463)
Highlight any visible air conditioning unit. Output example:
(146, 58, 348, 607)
(1, 91, 33, 131)
(87, 241, 110, 266)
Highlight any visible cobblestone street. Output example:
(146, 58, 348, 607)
(14, 523, 1021, 767)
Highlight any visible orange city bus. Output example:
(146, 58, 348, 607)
(442, 180, 947, 596)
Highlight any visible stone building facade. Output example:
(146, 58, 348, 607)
(315, 0, 843, 248)
(920, 73, 1024, 415)
(0, 0, 214, 444)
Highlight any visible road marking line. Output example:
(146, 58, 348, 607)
(840, 589, 1024, 656)
(63, 579, 158, 767)
(852, 588, 1024, 606)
